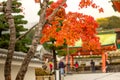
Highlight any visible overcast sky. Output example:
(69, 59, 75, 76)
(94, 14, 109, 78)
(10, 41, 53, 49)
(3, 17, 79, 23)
(0, 0, 120, 28)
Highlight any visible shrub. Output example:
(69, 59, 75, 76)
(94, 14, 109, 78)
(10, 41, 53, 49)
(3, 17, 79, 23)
(35, 68, 50, 76)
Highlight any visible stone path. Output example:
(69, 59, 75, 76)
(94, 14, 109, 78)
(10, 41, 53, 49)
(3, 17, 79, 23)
(64, 72, 120, 80)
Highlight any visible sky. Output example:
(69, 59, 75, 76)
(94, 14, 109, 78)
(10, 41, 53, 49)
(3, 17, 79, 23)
(0, 0, 120, 28)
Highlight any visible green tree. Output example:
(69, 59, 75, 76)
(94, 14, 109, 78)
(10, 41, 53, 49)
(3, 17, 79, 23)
(1, 0, 30, 80)
(97, 16, 120, 30)
(0, 0, 30, 53)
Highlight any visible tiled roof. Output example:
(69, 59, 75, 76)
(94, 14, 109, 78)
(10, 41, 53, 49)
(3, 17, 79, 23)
(0, 48, 44, 63)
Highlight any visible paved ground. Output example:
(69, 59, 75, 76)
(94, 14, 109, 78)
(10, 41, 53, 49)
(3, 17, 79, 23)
(64, 72, 120, 80)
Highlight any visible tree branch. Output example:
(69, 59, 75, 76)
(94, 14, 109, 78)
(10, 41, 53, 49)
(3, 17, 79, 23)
(0, 6, 3, 12)
(39, 0, 42, 8)
(16, 23, 38, 41)
(16, 0, 67, 42)
(47, 0, 67, 21)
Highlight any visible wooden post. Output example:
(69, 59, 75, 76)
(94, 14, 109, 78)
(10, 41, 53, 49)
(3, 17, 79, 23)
(102, 52, 106, 73)
(65, 55, 68, 65)
(65, 55, 68, 73)
(70, 55, 74, 67)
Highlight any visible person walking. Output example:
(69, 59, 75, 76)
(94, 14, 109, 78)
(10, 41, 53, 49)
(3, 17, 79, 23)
(59, 60, 65, 75)
(90, 60, 95, 72)
(106, 59, 110, 73)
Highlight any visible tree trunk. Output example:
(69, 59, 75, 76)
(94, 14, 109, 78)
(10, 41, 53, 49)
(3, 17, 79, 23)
(15, 0, 47, 80)
(53, 49, 57, 70)
(4, 0, 16, 80)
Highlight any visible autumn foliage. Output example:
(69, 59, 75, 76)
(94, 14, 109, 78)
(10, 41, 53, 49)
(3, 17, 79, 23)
(40, 0, 103, 51)
(79, 0, 104, 13)
(112, 1, 120, 12)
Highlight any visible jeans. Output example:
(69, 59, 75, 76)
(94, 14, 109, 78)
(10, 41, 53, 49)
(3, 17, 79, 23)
(60, 68, 64, 75)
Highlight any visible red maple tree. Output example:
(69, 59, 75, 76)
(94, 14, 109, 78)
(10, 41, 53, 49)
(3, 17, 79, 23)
(40, 0, 103, 51)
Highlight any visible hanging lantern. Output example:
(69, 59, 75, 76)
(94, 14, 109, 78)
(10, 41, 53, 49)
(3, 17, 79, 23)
(78, 52, 81, 56)
(90, 51, 92, 55)
(35, 0, 40, 3)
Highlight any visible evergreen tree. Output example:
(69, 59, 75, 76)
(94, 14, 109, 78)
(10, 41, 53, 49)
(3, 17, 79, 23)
(0, 0, 30, 52)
